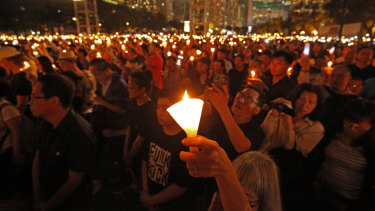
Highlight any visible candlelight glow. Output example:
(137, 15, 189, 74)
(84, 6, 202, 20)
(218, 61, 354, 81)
(328, 61, 333, 67)
(287, 67, 293, 77)
(251, 70, 256, 78)
(190, 56, 194, 62)
(167, 91, 204, 139)
(96, 52, 102, 58)
(196, 50, 202, 55)
(211, 48, 215, 53)
(91, 44, 95, 50)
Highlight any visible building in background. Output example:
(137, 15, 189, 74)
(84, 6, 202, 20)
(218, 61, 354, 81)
(73, 0, 100, 34)
(102, 0, 126, 5)
(247, 0, 290, 26)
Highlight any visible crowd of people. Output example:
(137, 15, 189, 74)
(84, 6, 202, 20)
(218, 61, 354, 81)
(0, 33, 374, 211)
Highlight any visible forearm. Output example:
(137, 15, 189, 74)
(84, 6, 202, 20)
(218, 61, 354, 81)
(149, 184, 186, 205)
(45, 178, 82, 209)
(100, 99, 126, 114)
(142, 161, 149, 192)
(215, 167, 251, 211)
(217, 107, 251, 153)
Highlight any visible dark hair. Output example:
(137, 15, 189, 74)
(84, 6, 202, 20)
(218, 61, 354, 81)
(288, 83, 323, 121)
(129, 71, 151, 92)
(89, 58, 109, 72)
(272, 51, 294, 65)
(78, 48, 88, 56)
(0, 80, 10, 98)
(235, 54, 245, 60)
(38, 56, 54, 74)
(38, 74, 75, 108)
(198, 57, 211, 67)
(244, 85, 266, 107)
(141, 44, 149, 54)
(261, 50, 272, 58)
(214, 59, 225, 68)
(357, 45, 372, 53)
(158, 87, 185, 104)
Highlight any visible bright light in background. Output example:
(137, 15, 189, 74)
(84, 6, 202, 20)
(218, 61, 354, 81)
(184, 21, 190, 33)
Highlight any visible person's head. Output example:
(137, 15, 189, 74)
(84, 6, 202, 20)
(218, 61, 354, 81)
(56, 51, 77, 71)
(233, 151, 281, 211)
(29, 74, 74, 118)
(231, 86, 265, 121)
(289, 83, 322, 120)
(248, 58, 264, 77)
(330, 65, 351, 93)
(270, 51, 293, 77)
(165, 56, 177, 70)
(356, 46, 373, 65)
(347, 76, 364, 95)
(243, 48, 253, 59)
(128, 71, 151, 99)
(344, 49, 356, 65)
(0, 46, 21, 73)
(89, 58, 112, 81)
(259, 50, 272, 69)
(197, 58, 210, 74)
(156, 88, 185, 127)
(37, 56, 54, 74)
(213, 59, 225, 73)
(234, 54, 245, 70)
(337, 98, 372, 142)
(77, 48, 88, 58)
(217, 49, 226, 60)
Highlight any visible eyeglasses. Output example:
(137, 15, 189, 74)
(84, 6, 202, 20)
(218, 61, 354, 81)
(236, 92, 258, 106)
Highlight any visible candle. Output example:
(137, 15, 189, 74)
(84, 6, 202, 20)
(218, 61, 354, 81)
(122, 45, 126, 50)
(167, 91, 204, 151)
(190, 56, 194, 62)
(287, 67, 293, 77)
(196, 50, 202, 56)
(251, 70, 256, 79)
(91, 44, 95, 50)
(167, 51, 172, 57)
(96, 52, 102, 58)
(211, 48, 215, 53)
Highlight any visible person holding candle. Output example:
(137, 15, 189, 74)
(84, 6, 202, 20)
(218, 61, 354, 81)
(140, 88, 198, 210)
(180, 136, 282, 211)
(205, 84, 265, 159)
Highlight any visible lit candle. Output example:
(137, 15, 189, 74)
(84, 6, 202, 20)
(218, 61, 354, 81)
(287, 67, 293, 77)
(251, 70, 256, 79)
(167, 91, 204, 151)
(196, 50, 202, 56)
(190, 56, 194, 62)
(122, 45, 126, 50)
(91, 44, 95, 50)
(211, 48, 215, 53)
(33, 51, 39, 56)
(167, 51, 172, 57)
(96, 52, 102, 58)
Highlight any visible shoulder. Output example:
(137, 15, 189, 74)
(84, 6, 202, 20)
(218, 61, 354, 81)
(0, 101, 21, 120)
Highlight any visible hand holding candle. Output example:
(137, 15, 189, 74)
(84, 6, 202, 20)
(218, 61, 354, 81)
(167, 91, 204, 151)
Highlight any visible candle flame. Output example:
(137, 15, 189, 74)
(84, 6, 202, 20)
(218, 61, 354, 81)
(328, 61, 333, 67)
(211, 48, 215, 53)
(251, 70, 256, 78)
(183, 90, 189, 100)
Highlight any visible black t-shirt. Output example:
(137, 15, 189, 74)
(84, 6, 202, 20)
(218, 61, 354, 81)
(198, 104, 263, 160)
(37, 110, 96, 210)
(348, 64, 375, 81)
(143, 124, 197, 209)
(129, 100, 156, 139)
(262, 72, 297, 102)
(7, 72, 31, 105)
(228, 67, 248, 99)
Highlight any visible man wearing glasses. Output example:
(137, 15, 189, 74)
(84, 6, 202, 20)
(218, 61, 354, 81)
(30, 74, 96, 211)
(205, 84, 265, 160)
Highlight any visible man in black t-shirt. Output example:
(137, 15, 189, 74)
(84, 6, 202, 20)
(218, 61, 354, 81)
(348, 46, 375, 81)
(203, 84, 265, 160)
(30, 74, 96, 211)
(141, 89, 197, 210)
(228, 54, 249, 100)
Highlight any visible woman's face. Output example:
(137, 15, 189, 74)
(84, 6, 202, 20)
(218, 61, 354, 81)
(295, 91, 318, 117)
(343, 119, 372, 140)
(128, 77, 145, 99)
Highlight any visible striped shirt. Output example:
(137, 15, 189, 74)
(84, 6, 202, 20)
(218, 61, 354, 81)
(317, 139, 367, 199)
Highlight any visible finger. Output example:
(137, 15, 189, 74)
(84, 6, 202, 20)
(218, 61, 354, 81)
(181, 136, 219, 150)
